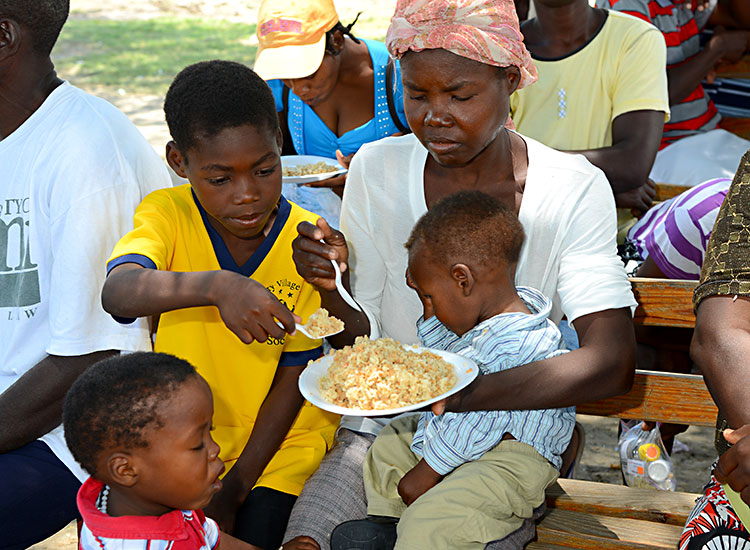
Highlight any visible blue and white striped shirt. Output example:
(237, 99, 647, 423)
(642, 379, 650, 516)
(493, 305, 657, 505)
(411, 286, 576, 475)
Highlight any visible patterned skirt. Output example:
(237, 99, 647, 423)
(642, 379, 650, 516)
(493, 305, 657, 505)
(680, 469, 749, 550)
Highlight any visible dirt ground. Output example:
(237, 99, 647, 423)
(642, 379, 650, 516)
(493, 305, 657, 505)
(29, 2, 717, 548)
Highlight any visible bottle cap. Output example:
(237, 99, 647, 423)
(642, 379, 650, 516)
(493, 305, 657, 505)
(638, 443, 661, 462)
(647, 459, 671, 483)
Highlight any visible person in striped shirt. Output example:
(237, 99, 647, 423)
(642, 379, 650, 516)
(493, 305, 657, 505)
(598, 0, 750, 187)
(625, 178, 731, 451)
(336, 192, 575, 550)
(628, 177, 732, 279)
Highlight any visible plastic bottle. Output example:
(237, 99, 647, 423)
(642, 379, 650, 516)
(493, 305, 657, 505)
(618, 421, 676, 491)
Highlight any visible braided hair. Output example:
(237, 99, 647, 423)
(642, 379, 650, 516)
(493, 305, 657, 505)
(325, 13, 362, 53)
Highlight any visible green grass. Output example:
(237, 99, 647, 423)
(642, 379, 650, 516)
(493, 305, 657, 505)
(52, 17, 257, 95)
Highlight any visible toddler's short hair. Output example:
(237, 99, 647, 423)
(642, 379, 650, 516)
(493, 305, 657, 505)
(63, 352, 198, 477)
(164, 60, 279, 153)
(405, 190, 525, 268)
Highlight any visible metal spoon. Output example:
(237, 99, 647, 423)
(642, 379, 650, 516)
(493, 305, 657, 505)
(330, 257, 363, 313)
(275, 321, 344, 340)
(294, 321, 344, 340)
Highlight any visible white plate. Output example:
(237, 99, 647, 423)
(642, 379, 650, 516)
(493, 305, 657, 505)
(299, 345, 479, 416)
(282, 155, 347, 185)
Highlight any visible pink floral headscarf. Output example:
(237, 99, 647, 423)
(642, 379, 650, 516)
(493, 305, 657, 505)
(386, 0, 537, 91)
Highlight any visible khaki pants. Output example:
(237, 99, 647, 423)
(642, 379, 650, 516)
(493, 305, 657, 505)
(364, 416, 559, 550)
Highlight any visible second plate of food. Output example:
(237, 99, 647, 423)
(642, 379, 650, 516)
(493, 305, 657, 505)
(299, 337, 478, 416)
(282, 155, 347, 185)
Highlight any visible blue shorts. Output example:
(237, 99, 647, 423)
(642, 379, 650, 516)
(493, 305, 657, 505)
(0, 440, 81, 549)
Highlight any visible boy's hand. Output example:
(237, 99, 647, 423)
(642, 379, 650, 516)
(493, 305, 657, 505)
(715, 426, 750, 505)
(292, 218, 349, 292)
(204, 483, 242, 535)
(213, 271, 299, 344)
(398, 458, 443, 506)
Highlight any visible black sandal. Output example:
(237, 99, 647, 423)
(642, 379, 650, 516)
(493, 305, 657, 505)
(330, 517, 398, 550)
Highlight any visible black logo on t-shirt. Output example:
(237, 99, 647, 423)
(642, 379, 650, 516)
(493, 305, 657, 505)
(0, 197, 40, 310)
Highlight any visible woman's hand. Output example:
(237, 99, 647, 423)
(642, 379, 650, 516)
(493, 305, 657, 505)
(292, 217, 349, 292)
(212, 271, 300, 344)
(305, 150, 355, 197)
(614, 178, 655, 217)
(715, 426, 750, 505)
(335, 149, 355, 170)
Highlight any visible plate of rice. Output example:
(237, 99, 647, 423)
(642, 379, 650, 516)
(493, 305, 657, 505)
(299, 336, 478, 416)
(282, 155, 347, 185)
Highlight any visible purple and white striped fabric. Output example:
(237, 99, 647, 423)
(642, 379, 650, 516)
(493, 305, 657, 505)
(627, 178, 731, 279)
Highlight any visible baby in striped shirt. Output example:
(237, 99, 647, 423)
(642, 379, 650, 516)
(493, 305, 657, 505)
(339, 191, 576, 550)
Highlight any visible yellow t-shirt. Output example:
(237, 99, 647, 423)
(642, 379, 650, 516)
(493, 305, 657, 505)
(511, 10, 669, 150)
(511, 11, 670, 238)
(107, 184, 339, 496)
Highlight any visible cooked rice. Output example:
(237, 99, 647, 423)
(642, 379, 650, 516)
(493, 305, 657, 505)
(283, 161, 337, 177)
(305, 308, 344, 338)
(318, 336, 457, 410)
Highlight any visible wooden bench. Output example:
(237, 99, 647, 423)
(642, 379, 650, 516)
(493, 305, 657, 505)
(654, 183, 690, 202)
(715, 54, 750, 79)
(528, 277, 717, 550)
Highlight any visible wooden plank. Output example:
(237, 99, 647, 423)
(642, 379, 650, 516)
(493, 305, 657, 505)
(576, 370, 717, 426)
(630, 277, 696, 328)
(545, 479, 699, 526)
(654, 182, 690, 202)
(526, 543, 570, 550)
(536, 508, 684, 550)
(719, 117, 750, 141)
(715, 54, 750, 78)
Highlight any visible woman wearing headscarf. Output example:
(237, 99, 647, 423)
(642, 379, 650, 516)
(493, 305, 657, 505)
(283, 1, 637, 549)
(254, 0, 409, 227)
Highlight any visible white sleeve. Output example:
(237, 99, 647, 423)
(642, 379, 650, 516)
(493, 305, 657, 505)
(340, 152, 386, 339)
(45, 155, 169, 356)
(557, 170, 637, 324)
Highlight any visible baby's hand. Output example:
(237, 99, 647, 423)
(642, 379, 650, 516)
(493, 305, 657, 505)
(212, 271, 299, 344)
(280, 536, 321, 550)
(397, 459, 443, 506)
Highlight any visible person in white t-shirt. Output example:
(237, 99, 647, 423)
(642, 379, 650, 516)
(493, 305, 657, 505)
(0, 1, 171, 547)
(283, 1, 637, 549)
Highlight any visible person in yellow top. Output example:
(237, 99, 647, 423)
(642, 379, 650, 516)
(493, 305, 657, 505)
(510, 0, 670, 235)
(101, 60, 338, 550)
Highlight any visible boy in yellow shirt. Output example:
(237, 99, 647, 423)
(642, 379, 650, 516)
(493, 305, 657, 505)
(101, 60, 338, 550)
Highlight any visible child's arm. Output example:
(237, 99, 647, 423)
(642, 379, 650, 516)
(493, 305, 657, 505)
(219, 533, 320, 550)
(203, 362, 308, 532)
(397, 458, 444, 506)
(217, 531, 257, 550)
(102, 263, 298, 343)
